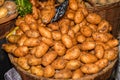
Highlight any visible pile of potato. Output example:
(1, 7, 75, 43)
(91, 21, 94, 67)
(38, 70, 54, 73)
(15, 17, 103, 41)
(3, 0, 119, 79)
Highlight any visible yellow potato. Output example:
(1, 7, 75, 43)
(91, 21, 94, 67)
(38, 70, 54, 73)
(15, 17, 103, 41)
(80, 26, 92, 37)
(60, 23, 69, 34)
(72, 69, 84, 79)
(42, 51, 57, 66)
(81, 64, 100, 74)
(68, 29, 75, 38)
(48, 22, 59, 31)
(7, 35, 20, 43)
(17, 35, 28, 46)
(24, 14, 36, 24)
(80, 41, 96, 51)
(52, 31, 62, 41)
(41, 37, 53, 46)
(66, 10, 75, 20)
(71, 24, 80, 34)
(77, 35, 86, 43)
(62, 34, 73, 48)
(16, 29, 24, 36)
(15, 17, 25, 26)
(79, 19, 87, 28)
(63, 46, 81, 60)
(95, 59, 108, 70)
(51, 57, 67, 69)
(44, 65, 55, 78)
(54, 69, 72, 79)
(29, 23, 38, 30)
(86, 13, 102, 24)
(65, 60, 81, 70)
(106, 39, 119, 48)
(25, 30, 40, 38)
(85, 37, 94, 42)
(19, 22, 30, 32)
(31, 66, 43, 76)
(54, 41, 66, 56)
(69, 0, 78, 11)
(95, 45, 104, 59)
(80, 52, 98, 63)
(88, 24, 97, 32)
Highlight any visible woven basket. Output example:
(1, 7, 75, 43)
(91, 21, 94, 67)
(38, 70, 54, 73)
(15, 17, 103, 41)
(87, 1, 120, 38)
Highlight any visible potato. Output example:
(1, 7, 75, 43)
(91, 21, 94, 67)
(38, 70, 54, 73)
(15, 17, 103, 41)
(80, 52, 98, 63)
(19, 22, 30, 32)
(77, 35, 86, 43)
(52, 31, 62, 41)
(95, 45, 104, 59)
(71, 24, 80, 34)
(80, 26, 92, 37)
(74, 9, 84, 24)
(35, 42, 49, 58)
(65, 60, 81, 70)
(80, 41, 96, 51)
(72, 69, 84, 79)
(85, 37, 94, 42)
(28, 55, 41, 66)
(63, 46, 81, 60)
(88, 24, 97, 32)
(2, 44, 17, 53)
(42, 51, 57, 66)
(48, 22, 59, 31)
(62, 34, 73, 48)
(25, 30, 40, 38)
(15, 17, 25, 26)
(72, 38, 77, 46)
(60, 23, 69, 34)
(96, 42, 111, 50)
(24, 38, 41, 47)
(104, 49, 118, 61)
(38, 26, 52, 39)
(81, 64, 100, 74)
(92, 32, 109, 42)
(17, 35, 28, 46)
(17, 57, 30, 70)
(14, 46, 29, 57)
(66, 10, 75, 20)
(106, 39, 119, 48)
(69, 0, 78, 11)
(86, 13, 102, 24)
(95, 59, 108, 70)
(16, 29, 24, 36)
(24, 14, 36, 24)
(31, 66, 43, 76)
(29, 23, 38, 30)
(97, 20, 109, 33)
(44, 65, 55, 78)
(106, 33, 113, 40)
(54, 69, 72, 79)
(41, 37, 53, 46)
(51, 57, 67, 69)
(54, 41, 66, 56)
(79, 19, 87, 28)
(7, 35, 20, 43)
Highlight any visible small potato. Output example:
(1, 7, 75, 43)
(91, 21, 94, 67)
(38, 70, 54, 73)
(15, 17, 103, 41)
(96, 42, 111, 50)
(14, 46, 29, 57)
(44, 65, 55, 78)
(79, 19, 87, 28)
(16, 29, 24, 36)
(7, 35, 20, 43)
(60, 23, 69, 34)
(42, 51, 57, 66)
(92, 32, 109, 42)
(25, 30, 40, 38)
(72, 69, 84, 79)
(17, 57, 30, 70)
(41, 37, 53, 46)
(88, 24, 97, 32)
(51, 57, 67, 69)
(54, 69, 72, 79)
(104, 49, 118, 61)
(74, 9, 84, 24)
(106, 39, 119, 48)
(66, 60, 81, 70)
(63, 46, 81, 60)
(52, 31, 62, 41)
(80, 41, 96, 51)
(86, 13, 102, 24)
(69, 0, 78, 11)
(106, 33, 113, 40)
(85, 37, 94, 42)
(28, 55, 41, 66)
(24, 14, 36, 24)
(29, 23, 38, 30)
(35, 42, 49, 58)
(38, 26, 52, 39)
(95, 59, 108, 70)
(17, 35, 28, 46)
(54, 41, 66, 56)
(66, 10, 75, 20)
(19, 22, 30, 32)
(80, 52, 98, 63)
(48, 22, 59, 31)
(24, 38, 41, 47)
(97, 20, 110, 33)
(31, 66, 43, 76)
(72, 38, 77, 46)
(80, 26, 92, 37)
(15, 17, 25, 26)
(71, 24, 80, 33)
(62, 34, 73, 48)
(68, 29, 75, 38)
(81, 64, 100, 74)
(95, 45, 104, 59)
(77, 35, 86, 43)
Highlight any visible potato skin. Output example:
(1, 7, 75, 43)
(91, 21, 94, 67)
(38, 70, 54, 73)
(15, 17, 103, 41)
(86, 13, 101, 24)
(65, 60, 81, 70)
(52, 31, 62, 41)
(69, 0, 78, 11)
(41, 37, 53, 46)
(81, 64, 100, 74)
(7, 35, 20, 43)
(44, 65, 55, 78)
(107, 39, 119, 48)
(95, 45, 104, 59)
(80, 26, 92, 37)
(80, 52, 98, 63)
(72, 69, 84, 79)
(42, 51, 57, 66)
(77, 35, 86, 43)
(62, 34, 73, 48)
(63, 46, 81, 60)
(25, 30, 40, 38)
(31, 66, 43, 76)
